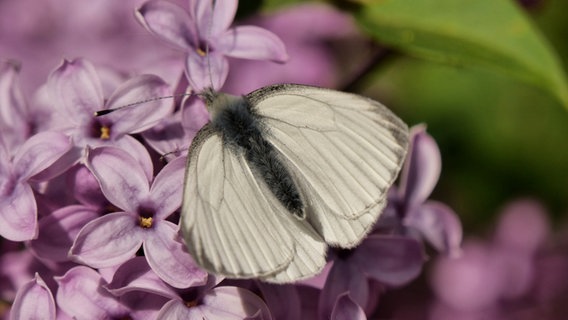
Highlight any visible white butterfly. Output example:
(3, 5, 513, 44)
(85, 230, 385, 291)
(180, 84, 409, 283)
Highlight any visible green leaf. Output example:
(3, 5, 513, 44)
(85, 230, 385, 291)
(355, 0, 568, 109)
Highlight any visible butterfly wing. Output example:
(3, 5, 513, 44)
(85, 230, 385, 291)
(248, 84, 409, 248)
(181, 126, 326, 281)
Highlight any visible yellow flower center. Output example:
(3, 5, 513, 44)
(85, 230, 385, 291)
(139, 216, 153, 228)
(196, 48, 207, 57)
(100, 126, 111, 140)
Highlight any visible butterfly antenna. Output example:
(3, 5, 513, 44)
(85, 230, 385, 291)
(205, 0, 216, 91)
(94, 92, 193, 116)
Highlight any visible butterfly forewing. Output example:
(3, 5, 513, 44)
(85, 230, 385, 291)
(181, 129, 298, 278)
(248, 84, 409, 247)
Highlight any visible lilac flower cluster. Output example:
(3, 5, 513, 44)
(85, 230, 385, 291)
(1, 0, 462, 319)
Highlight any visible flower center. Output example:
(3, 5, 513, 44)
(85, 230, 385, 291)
(196, 40, 211, 57)
(137, 206, 155, 229)
(185, 300, 198, 308)
(89, 118, 113, 140)
(100, 126, 111, 140)
(138, 216, 153, 228)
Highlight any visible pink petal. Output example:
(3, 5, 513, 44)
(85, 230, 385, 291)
(0, 60, 28, 146)
(399, 125, 441, 209)
(331, 293, 367, 320)
(219, 26, 288, 62)
(190, 0, 237, 38)
(430, 241, 505, 311)
(0, 182, 37, 241)
(107, 257, 179, 300)
(13, 131, 71, 180)
(112, 135, 154, 181)
(181, 96, 209, 134)
(47, 58, 104, 121)
(70, 212, 143, 268)
(319, 260, 368, 320)
(257, 282, 301, 320)
(136, 0, 196, 50)
(67, 164, 107, 207)
(105, 74, 173, 134)
(142, 110, 192, 159)
(157, 300, 195, 319)
(200, 287, 272, 319)
(352, 235, 424, 286)
(11, 274, 56, 320)
(404, 201, 463, 257)
(86, 146, 151, 211)
(55, 266, 129, 319)
(30, 205, 99, 262)
(185, 51, 228, 91)
(149, 156, 187, 219)
(144, 221, 208, 288)
(494, 199, 550, 253)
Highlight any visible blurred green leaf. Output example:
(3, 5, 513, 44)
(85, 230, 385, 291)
(356, 0, 568, 109)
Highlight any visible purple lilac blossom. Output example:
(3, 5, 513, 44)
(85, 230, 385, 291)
(0, 1, 472, 319)
(136, 0, 288, 91)
(70, 146, 206, 288)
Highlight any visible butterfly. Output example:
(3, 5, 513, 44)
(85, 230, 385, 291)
(180, 84, 409, 283)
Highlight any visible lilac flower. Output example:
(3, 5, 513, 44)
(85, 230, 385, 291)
(388, 125, 462, 257)
(331, 293, 367, 320)
(0, 60, 31, 150)
(30, 205, 100, 263)
(46, 58, 173, 169)
(319, 235, 424, 319)
(136, 0, 288, 91)
(0, 131, 71, 241)
(69, 146, 206, 288)
(429, 199, 551, 314)
(10, 273, 56, 320)
(55, 265, 167, 319)
(107, 257, 272, 319)
(223, 3, 358, 94)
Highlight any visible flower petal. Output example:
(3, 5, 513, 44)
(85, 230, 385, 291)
(67, 164, 108, 207)
(11, 273, 56, 320)
(331, 293, 367, 320)
(219, 26, 288, 62)
(47, 58, 104, 121)
(404, 201, 463, 257)
(200, 286, 272, 320)
(142, 110, 192, 159)
(144, 221, 208, 288)
(70, 212, 143, 268)
(352, 235, 424, 286)
(185, 52, 228, 91)
(86, 146, 150, 211)
(105, 74, 173, 134)
(398, 125, 441, 210)
(13, 131, 71, 180)
(191, 0, 237, 38)
(55, 266, 130, 319)
(157, 300, 195, 319)
(136, 0, 196, 50)
(0, 182, 37, 241)
(256, 282, 301, 320)
(112, 135, 154, 182)
(149, 156, 187, 219)
(319, 260, 368, 320)
(107, 256, 179, 300)
(494, 199, 550, 253)
(30, 205, 99, 262)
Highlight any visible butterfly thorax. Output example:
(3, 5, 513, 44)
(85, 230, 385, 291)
(206, 91, 305, 219)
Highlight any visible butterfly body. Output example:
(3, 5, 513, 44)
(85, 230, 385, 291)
(182, 84, 409, 283)
(204, 90, 305, 218)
